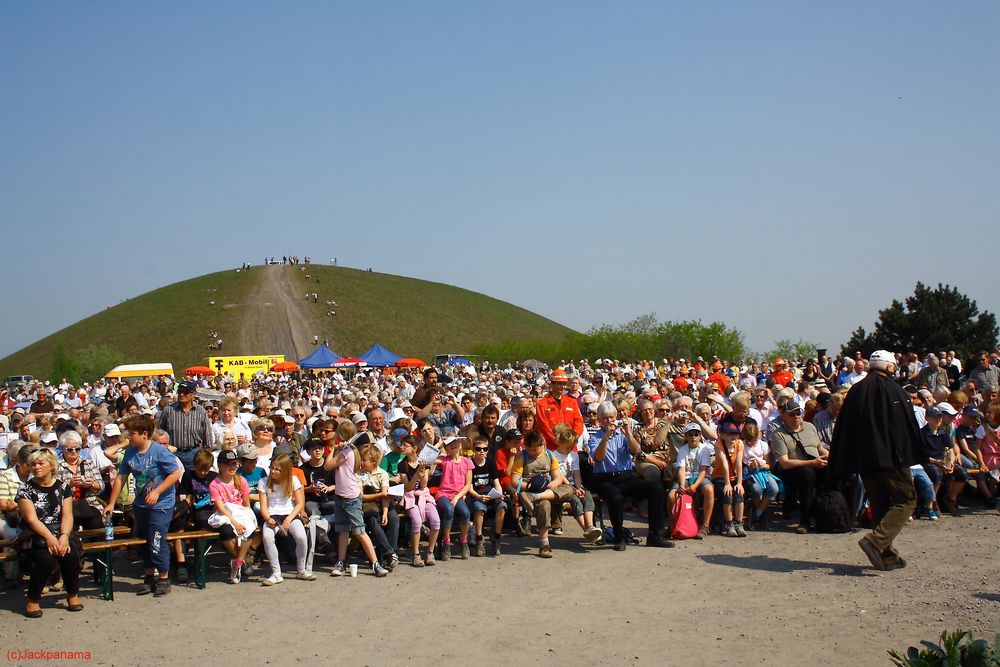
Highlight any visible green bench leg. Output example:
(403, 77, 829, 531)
(97, 548, 113, 601)
(196, 537, 207, 589)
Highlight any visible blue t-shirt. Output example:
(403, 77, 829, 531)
(586, 427, 636, 474)
(119, 443, 179, 511)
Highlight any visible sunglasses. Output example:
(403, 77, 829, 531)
(320, 428, 334, 434)
(474, 447, 489, 452)
(256, 426, 274, 432)
(63, 447, 81, 452)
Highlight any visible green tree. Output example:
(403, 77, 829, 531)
(75, 345, 131, 383)
(841, 282, 998, 358)
(51, 341, 81, 386)
(769, 339, 820, 362)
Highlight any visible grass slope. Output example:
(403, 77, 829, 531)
(0, 266, 573, 380)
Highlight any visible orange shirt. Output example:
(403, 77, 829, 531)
(706, 371, 729, 393)
(535, 393, 584, 450)
(771, 370, 794, 388)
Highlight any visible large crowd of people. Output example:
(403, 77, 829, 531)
(1, 347, 998, 617)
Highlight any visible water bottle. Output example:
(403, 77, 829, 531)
(104, 512, 114, 541)
(942, 445, 955, 471)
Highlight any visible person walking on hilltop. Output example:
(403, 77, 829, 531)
(829, 350, 926, 571)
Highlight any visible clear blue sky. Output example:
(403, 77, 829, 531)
(2, 2, 998, 359)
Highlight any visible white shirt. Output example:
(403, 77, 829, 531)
(258, 476, 302, 516)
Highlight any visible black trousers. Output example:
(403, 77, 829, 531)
(590, 471, 665, 541)
(72, 503, 105, 531)
(26, 543, 81, 602)
(782, 466, 822, 526)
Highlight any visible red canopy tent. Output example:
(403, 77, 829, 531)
(332, 357, 367, 367)
(184, 366, 215, 376)
(395, 358, 428, 368)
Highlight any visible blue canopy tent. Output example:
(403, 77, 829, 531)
(359, 343, 402, 367)
(299, 344, 341, 369)
(447, 357, 472, 366)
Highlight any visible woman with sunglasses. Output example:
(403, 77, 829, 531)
(250, 417, 277, 471)
(56, 430, 105, 531)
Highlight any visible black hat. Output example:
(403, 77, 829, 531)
(217, 450, 239, 465)
(178, 381, 197, 394)
(504, 429, 524, 440)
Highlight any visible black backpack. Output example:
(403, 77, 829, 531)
(812, 489, 853, 533)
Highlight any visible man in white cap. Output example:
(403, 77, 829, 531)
(829, 350, 926, 571)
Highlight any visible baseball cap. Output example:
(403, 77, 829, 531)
(683, 422, 702, 434)
(217, 450, 239, 465)
(103, 423, 122, 437)
(869, 350, 895, 365)
(235, 444, 258, 460)
(782, 402, 803, 415)
(504, 429, 524, 440)
(718, 421, 740, 436)
(40, 432, 58, 444)
(390, 428, 410, 444)
(549, 369, 569, 383)
(350, 411, 367, 425)
(178, 381, 197, 394)
(933, 402, 958, 416)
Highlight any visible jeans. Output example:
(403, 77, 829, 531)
(910, 467, 935, 505)
(27, 543, 80, 602)
(363, 506, 400, 559)
(436, 495, 470, 540)
(133, 505, 172, 573)
(175, 448, 200, 471)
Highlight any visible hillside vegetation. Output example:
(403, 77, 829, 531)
(0, 265, 573, 380)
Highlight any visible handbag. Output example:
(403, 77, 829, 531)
(671, 493, 699, 540)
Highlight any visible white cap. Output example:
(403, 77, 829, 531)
(870, 350, 895, 365)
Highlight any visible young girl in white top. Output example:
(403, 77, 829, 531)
(259, 454, 315, 585)
(742, 421, 779, 529)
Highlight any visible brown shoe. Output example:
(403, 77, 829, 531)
(858, 537, 887, 571)
(538, 544, 553, 558)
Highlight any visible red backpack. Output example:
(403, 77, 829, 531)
(671, 493, 699, 540)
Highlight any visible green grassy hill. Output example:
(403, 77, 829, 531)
(0, 265, 574, 380)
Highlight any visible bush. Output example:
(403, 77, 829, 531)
(888, 629, 1000, 666)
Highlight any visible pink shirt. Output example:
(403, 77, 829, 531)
(209, 476, 250, 505)
(334, 445, 362, 499)
(435, 456, 474, 500)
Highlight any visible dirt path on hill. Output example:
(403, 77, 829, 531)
(230, 265, 317, 360)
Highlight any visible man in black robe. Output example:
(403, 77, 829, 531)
(829, 350, 926, 571)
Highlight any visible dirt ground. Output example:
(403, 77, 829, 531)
(2, 505, 996, 666)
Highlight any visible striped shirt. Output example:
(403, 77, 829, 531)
(812, 409, 836, 447)
(158, 402, 213, 452)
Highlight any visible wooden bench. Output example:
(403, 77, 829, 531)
(82, 529, 230, 601)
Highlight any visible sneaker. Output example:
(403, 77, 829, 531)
(519, 515, 532, 536)
(440, 544, 452, 561)
(411, 555, 425, 568)
(723, 522, 739, 538)
(584, 526, 603, 543)
(474, 541, 486, 557)
(795, 525, 809, 535)
(927, 509, 939, 521)
(137, 575, 157, 596)
(538, 544, 553, 558)
(551, 527, 564, 536)
(371, 562, 389, 577)
(295, 571, 317, 581)
(330, 561, 346, 577)
(612, 540, 627, 552)
(424, 552, 436, 567)
(241, 561, 254, 577)
(228, 560, 242, 584)
(389, 553, 399, 570)
(261, 574, 283, 586)
(695, 527, 709, 540)
(152, 579, 171, 597)
(175, 565, 189, 584)
(491, 539, 501, 556)
(884, 556, 907, 570)
(858, 537, 887, 571)
(734, 522, 748, 538)
(460, 543, 470, 560)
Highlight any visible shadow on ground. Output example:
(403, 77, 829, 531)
(698, 553, 877, 577)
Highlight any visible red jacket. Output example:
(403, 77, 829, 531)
(535, 393, 585, 450)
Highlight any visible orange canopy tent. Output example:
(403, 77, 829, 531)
(184, 366, 215, 376)
(395, 358, 428, 368)
(271, 361, 299, 373)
